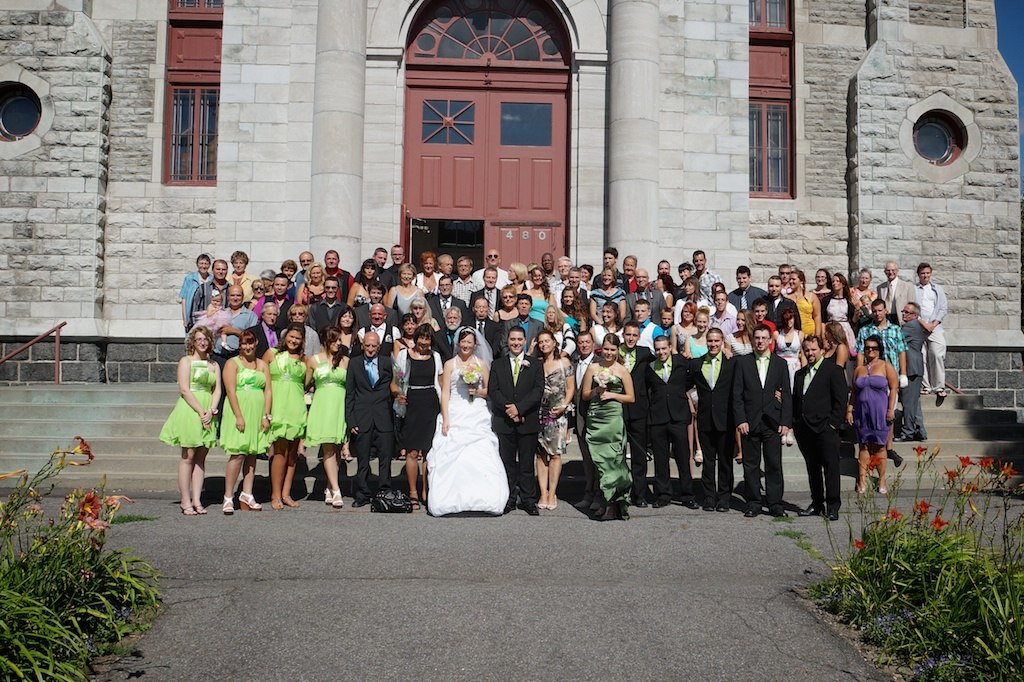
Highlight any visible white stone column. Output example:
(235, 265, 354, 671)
(309, 0, 367, 260)
(607, 0, 660, 266)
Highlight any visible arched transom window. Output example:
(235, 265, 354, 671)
(408, 0, 569, 68)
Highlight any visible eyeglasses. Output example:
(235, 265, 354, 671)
(901, 309, 914, 315)
(486, 254, 500, 259)
(863, 346, 880, 352)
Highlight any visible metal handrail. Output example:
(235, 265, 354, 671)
(0, 321, 68, 384)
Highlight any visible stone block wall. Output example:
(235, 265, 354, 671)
(658, 0, 750, 276)
(0, 341, 104, 383)
(105, 342, 181, 382)
(808, 0, 865, 28)
(909, 1, 964, 28)
(0, 10, 111, 338)
(946, 351, 1024, 409)
(849, 30, 1021, 340)
(106, 21, 157, 182)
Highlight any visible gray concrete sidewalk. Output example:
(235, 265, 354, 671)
(93, 495, 888, 682)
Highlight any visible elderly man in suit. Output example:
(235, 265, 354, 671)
(624, 268, 667, 321)
(432, 306, 463, 362)
(898, 302, 928, 442)
(468, 296, 501, 358)
(793, 335, 848, 521)
(691, 328, 736, 512)
(489, 327, 544, 515)
(246, 302, 280, 358)
(876, 261, 916, 325)
(646, 335, 698, 509)
(733, 323, 793, 518)
(345, 331, 395, 507)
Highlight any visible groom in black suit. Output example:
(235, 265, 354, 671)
(733, 324, 792, 518)
(344, 331, 395, 507)
(690, 328, 735, 512)
(488, 327, 543, 515)
(646, 336, 698, 508)
(793, 335, 848, 521)
(620, 321, 653, 506)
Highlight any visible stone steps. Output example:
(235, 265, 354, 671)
(1, 384, 1021, 494)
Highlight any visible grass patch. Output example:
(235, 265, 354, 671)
(111, 514, 156, 525)
(775, 529, 825, 561)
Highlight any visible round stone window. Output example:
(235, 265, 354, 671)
(0, 83, 42, 142)
(912, 111, 965, 166)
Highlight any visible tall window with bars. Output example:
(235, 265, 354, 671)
(749, 0, 793, 198)
(164, 0, 222, 185)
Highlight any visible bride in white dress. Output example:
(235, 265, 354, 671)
(427, 327, 510, 516)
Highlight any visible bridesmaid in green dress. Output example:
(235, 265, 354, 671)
(305, 326, 350, 509)
(262, 324, 311, 510)
(220, 329, 272, 514)
(159, 326, 222, 516)
(581, 334, 635, 521)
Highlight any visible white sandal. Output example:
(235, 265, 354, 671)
(331, 489, 344, 509)
(222, 497, 234, 515)
(324, 489, 333, 506)
(238, 491, 262, 511)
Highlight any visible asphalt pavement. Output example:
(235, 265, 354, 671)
(93, 490, 890, 682)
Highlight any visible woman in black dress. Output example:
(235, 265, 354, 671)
(391, 324, 443, 509)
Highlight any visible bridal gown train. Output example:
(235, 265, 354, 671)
(426, 361, 510, 516)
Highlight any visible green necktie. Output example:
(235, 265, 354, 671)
(513, 357, 521, 385)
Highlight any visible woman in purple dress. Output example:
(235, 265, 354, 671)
(847, 335, 898, 495)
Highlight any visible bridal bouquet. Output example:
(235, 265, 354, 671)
(595, 367, 614, 388)
(460, 362, 483, 402)
(393, 360, 409, 417)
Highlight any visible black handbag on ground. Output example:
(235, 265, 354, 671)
(370, 489, 413, 513)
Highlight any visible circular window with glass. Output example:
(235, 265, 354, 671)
(0, 83, 42, 142)
(912, 111, 965, 166)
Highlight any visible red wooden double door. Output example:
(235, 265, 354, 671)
(403, 81, 568, 263)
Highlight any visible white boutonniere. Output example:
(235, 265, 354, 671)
(520, 358, 531, 368)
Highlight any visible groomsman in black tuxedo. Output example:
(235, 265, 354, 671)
(489, 327, 544, 515)
(646, 336, 698, 508)
(733, 324, 793, 518)
(619, 321, 653, 506)
(793, 335, 848, 521)
(690, 328, 736, 512)
(344, 331, 395, 507)
(572, 331, 599, 512)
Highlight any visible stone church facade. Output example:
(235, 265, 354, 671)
(0, 0, 1021, 399)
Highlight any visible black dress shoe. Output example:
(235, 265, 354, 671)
(887, 449, 904, 467)
(893, 435, 913, 443)
(798, 505, 824, 518)
(503, 501, 516, 514)
(769, 508, 789, 518)
(827, 511, 840, 521)
(702, 505, 716, 512)
(682, 500, 701, 510)
(633, 499, 649, 508)
(653, 498, 672, 509)
(522, 503, 540, 516)
(743, 508, 758, 518)
(716, 505, 730, 513)
(352, 499, 369, 508)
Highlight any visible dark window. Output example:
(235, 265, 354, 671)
(437, 219, 485, 248)
(749, 0, 793, 198)
(422, 100, 475, 144)
(167, 85, 219, 183)
(164, 0, 221, 184)
(913, 112, 964, 166)
(749, 101, 790, 196)
(500, 102, 551, 146)
(0, 84, 41, 141)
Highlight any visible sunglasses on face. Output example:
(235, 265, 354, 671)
(864, 346, 880, 352)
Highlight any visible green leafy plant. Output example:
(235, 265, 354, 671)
(0, 438, 160, 679)
(811, 446, 1024, 679)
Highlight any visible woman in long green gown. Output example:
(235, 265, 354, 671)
(581, 334, 635, 521)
